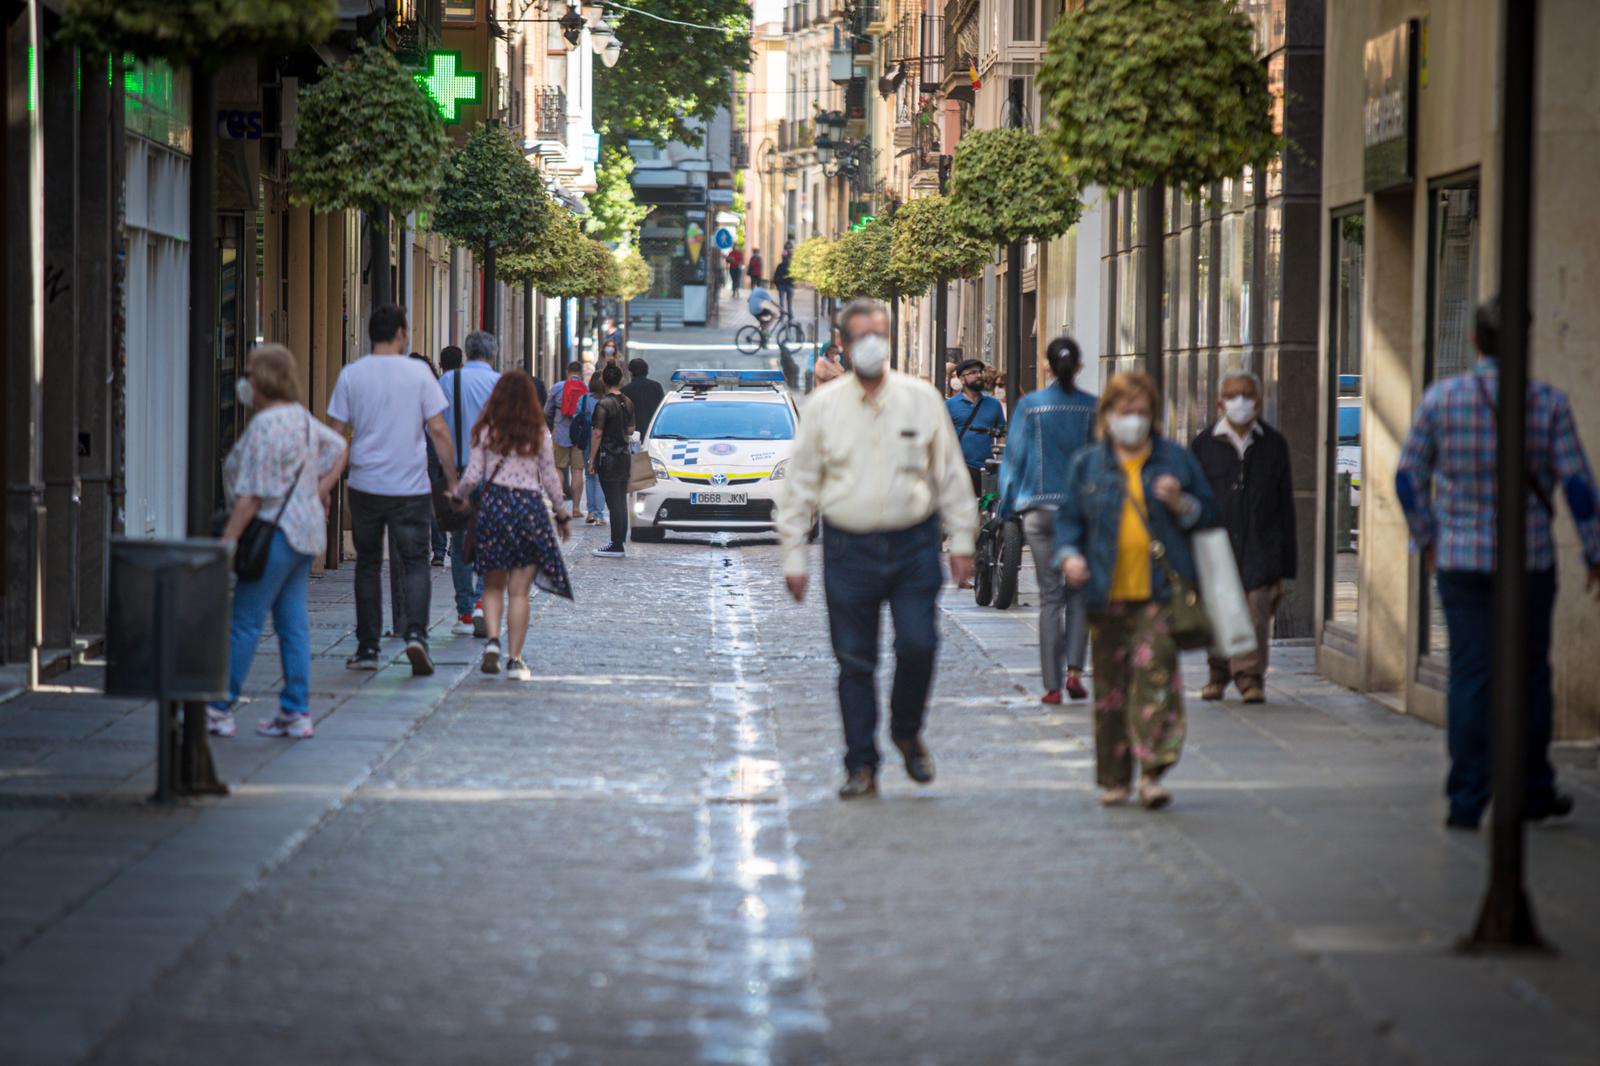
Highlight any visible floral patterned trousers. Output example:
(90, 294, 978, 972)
(1089, 600, 1186, 789)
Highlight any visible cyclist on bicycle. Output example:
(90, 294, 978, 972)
(748, 282, 783, 333)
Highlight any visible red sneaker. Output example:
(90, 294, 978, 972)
(1041, 689, 1062, 705)
(1065, 675, 1089, 701)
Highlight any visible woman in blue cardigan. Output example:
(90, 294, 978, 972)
(1054, 372, 1217, 809)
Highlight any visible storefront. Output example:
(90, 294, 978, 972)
(1315, 1, 1600, 739)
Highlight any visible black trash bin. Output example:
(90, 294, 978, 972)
(106, 538, 232, 799)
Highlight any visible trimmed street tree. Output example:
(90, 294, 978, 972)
(585, 147, 652, 245)
(290, 42, 449, 310)
(1038, 0, 1281, 398)
(1037, 0, 1281, 193)
(890, 195, 992, 295)
(62, 0, 340, 799)
(947, 128, 1083, 247)
(432, 122, 553, 330)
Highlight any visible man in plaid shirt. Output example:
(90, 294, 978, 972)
(1397, 298, 1600, 830)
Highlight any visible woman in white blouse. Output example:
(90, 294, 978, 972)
(209, 345, 346, 739)
(450, 370, 572, 680)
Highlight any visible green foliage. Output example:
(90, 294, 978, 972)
(612, 249, 652, 301)
(787, 237, 835, 293)
(500, 210, 586, 293)
(1038, 0, 1282, 192)
(63, 0, 336, 65)
(593, 0, 751, 147)
(828, 220, 901, 301)
(432, 123, 551, 258)
(578, 239, 621, 298)
(947, 129, 1083, 246)
(585, 147, 652, 245)
(889, 196, 991, 294)
(289, 44, 448, 219)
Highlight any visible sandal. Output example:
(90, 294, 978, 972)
(1099, 786, 1130, 806)
(1139, 780, 1171, 810)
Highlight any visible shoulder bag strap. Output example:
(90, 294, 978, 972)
(452, 369, 465, 473)
(271, 413, 311, 525)
(1473, 371, 1555, 514)
(957, 398, 984, 440)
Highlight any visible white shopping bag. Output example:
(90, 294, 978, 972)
(1191, 528, 1258, 659)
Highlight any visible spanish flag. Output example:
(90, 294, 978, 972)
(969, 61, 982, 90)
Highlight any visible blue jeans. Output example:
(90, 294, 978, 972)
(430, 517, 447, 557)
(212, 529, 313, 716)
(1436, 568, 1558, 823)
(585, 468, 606, 518)
(449, 527, 483, 617)
(822, 516, 943, 773)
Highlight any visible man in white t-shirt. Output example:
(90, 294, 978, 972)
(326, 304, 457, 675)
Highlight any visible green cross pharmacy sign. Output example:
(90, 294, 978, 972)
(414, 51, 481, 124)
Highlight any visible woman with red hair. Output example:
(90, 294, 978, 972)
(451, 370, 573, 680)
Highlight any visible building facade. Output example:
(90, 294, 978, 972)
(1315, 0, 1600, 739)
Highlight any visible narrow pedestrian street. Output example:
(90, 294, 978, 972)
(4, 459, 1599, 1064)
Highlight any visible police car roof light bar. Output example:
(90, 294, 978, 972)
(669, 369, 787, 387)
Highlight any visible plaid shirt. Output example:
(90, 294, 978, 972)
(1396, 360, 1600, 573)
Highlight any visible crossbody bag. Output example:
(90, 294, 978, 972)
(433, 370, 472, 532)
(460, 454, 509, 566)
(235, 414, 310, 581)
(1473, 371, 1555, 514)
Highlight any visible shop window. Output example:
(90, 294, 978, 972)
(1325, 209, 1364, 632)
(1422, 176, 1480, 662)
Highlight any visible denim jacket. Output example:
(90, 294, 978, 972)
(997, 383, 1097, 518)
(1052, 436, 1218, 612)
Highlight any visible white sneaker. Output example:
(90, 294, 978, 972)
(452, 616, 475, 636)
(256, 714, 314, 739)
(472, 603, 487, 638)
(205, 708, 236, 738)
(505, 658, 531, 681)
(481, 639, 501, 674)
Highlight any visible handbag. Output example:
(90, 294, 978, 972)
(434, 369, 471, 532)
(1129, 489, 1213, 651)
(629, 449, 656, 491)
(460, 454, 508, 566)
(236, 415, 310, 581)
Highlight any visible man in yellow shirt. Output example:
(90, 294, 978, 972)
(776, 301, 979, 799)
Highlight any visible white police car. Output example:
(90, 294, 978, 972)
(629, 370, 799, 540)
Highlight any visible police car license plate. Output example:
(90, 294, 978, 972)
(689, 492, 747, 506)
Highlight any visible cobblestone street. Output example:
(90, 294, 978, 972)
(4, 505, 1600, 1064)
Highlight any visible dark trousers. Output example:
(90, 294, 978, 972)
(1436, 568, 1558, 823)
(778, 283, 794, 318)
(822, 516, 943, 772)
(601, 471, 629, 550)
(729, 266, 742, 293)
(968, 466, 984, 497)
(349, 489, 433, 651)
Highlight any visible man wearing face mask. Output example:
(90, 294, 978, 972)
(945, 358, 1006, 497)
(776, 300, 979, 800)
(1190, 369, 1296, 703)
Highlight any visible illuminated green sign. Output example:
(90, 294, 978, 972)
(414, 51, 481, 124)
(851, 215, 876, 232)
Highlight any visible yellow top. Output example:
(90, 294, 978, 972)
(1110, 452, 1152, 602)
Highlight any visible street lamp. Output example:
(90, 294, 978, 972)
(602, 37, 622, 67)
(559, 2, 584, 46)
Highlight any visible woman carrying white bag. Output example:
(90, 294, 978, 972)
(1189, 369, 1297, 703)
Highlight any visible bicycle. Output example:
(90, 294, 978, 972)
(735, 309, 806, 357)
(972, 426, 1023, 610)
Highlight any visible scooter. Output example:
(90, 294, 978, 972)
(972, 427, 1022, 610)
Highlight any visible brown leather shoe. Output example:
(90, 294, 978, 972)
(1200, 680, 1227, 701)
(1239, 682, 1266, 704)
(892, 736, 935, 784)
(838, 768, 879, 800)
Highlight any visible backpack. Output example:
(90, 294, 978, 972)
(571, 392, 594, 452)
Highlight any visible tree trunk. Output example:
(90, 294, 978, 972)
(367, 207, 390, 313)
(180, 63, 226, 798)
(522, 284, 534, 374)
(482, 240, 496, 332)
(559, 297, 570, 363)
(1140, 182, 1164, 406)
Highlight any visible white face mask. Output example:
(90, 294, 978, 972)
(236, 377, 255, 409)
(851, 334, 889, 378)
(1106, 412, 1151, 448)
(1223, 396, 1257, 425)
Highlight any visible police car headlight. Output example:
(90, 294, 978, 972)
(651, 458, 668, 481)
(770, 459, 789, 481)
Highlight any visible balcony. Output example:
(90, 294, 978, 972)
(390, 0, 443, 65)
(535, 86, 566, 139)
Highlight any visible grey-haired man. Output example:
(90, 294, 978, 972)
(1189, 369, 1296, 703)
(439, 330, 501, 636)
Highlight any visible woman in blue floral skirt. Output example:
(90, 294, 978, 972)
(451, 370, 572, 680)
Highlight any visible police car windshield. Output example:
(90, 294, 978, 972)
(652, 401, 794, 441)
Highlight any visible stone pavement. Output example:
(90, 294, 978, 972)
(3, 522, 1600, 1064)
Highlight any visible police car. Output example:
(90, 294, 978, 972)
(629, 370, 799, 541)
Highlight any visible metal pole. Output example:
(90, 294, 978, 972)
(1468, 0, 1542, 951)
(935, 155, 950, 387)
(1004, 80, 1024, 413)
(180, 64, 225, 796)
(1141, 182, 1165, 402)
